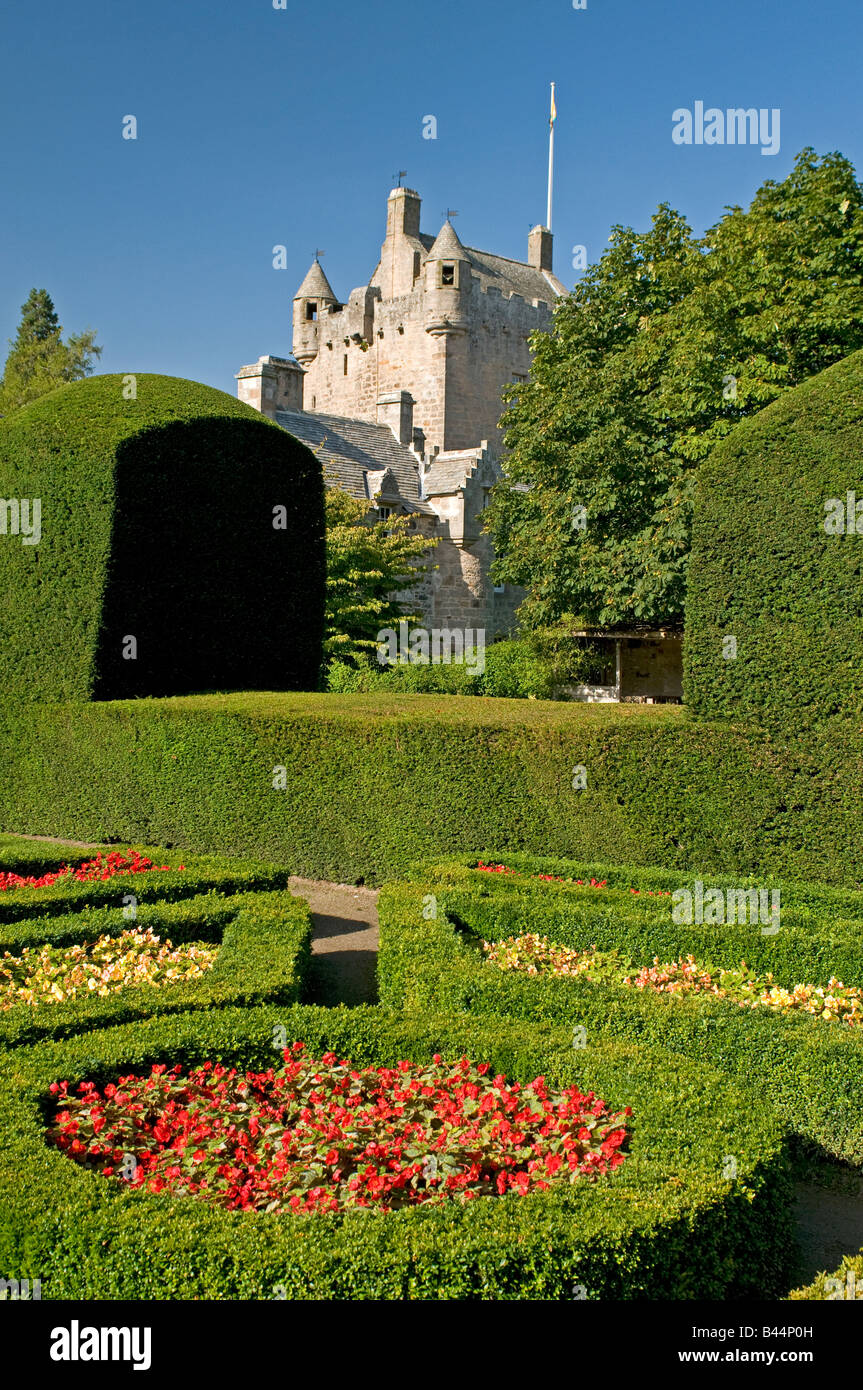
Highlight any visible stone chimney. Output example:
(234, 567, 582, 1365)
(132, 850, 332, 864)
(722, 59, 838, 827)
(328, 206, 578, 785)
(378, 188, 424, 300)
(377, 390, 414, 445)
(528, 225, 554, 273)
(386, 187, 422, 240)
(236, 356, 304, 419)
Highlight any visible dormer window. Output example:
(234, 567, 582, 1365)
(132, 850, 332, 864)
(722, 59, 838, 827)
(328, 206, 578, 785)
(306, 302, 318, 321)
(441, 263, 456, 287)
(378, 505, 393, 521)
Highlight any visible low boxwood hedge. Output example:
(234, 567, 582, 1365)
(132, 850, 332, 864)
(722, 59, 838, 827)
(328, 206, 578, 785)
(0, 889, 312, 1049)
(789, 1250, 863, 1300)
(0, 843, 292, 925)
(377, 858, 863, 1163)
(0, 1002, 792, 1300)
(2, 694, 862, 889)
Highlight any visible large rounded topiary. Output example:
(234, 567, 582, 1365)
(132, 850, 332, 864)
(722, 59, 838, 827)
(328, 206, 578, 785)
(684, 349, 863, 729)
(0, 374, 325, 699)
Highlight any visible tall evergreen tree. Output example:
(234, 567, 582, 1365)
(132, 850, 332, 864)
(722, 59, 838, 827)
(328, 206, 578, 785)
(0, 289, 101, 415)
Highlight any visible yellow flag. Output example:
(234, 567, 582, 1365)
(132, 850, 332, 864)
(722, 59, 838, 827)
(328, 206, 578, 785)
(550, 86, 557, 127)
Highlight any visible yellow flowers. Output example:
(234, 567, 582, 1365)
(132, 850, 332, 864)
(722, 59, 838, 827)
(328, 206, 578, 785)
(0, 928, 218, 1010)
(482, 936, 863, 1029)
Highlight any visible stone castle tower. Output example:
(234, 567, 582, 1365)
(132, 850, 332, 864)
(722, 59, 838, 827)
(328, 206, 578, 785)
(240, 186, 566, 458)
(237, 186, 567, 636)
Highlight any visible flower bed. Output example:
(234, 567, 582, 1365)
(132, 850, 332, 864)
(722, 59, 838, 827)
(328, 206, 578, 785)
(0, 927, 217, 1010)
(377, 857, 863, 1162)
(0, 889, 312, 1049)
(483, 934, 863, 1029)
(0, 849, 181, 894)
(0, 843, 294, 925)
(47, 1046, 629, 1214)
(476, 861, 670, 896)
(0, 1003, 791, 1299)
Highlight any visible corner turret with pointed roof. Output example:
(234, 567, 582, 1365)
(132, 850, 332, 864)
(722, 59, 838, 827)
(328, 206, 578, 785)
(292, 258, 339, 365)
(295, 258, 338, 303)
(426, 219, 468, 263)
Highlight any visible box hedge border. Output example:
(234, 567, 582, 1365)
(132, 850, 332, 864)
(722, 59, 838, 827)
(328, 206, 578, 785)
(0, 889, 312, 1049)
(377, 858, 863, 1163)
(0, 843, 293, 925)
(2, 694, 863, 890)
(0, 1003, 792, 1301)
(399, 855, 863, 989)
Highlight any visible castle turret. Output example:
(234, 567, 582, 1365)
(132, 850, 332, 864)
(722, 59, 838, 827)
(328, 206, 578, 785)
(292, 259, 339, 365)
(424, 220, 471, 336)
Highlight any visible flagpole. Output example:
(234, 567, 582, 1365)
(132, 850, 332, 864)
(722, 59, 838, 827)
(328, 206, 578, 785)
(547, 82, 555, 231)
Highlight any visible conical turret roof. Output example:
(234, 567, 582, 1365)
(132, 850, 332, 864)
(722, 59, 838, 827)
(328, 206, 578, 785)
(295, 259, 338, 301)
(426, 220, 467, 261)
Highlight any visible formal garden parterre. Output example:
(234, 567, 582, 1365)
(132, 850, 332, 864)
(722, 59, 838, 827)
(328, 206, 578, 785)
(377, 857, 863, 1164)
(2, 351, 863, 1304)
(0, 1001, 792, 1300)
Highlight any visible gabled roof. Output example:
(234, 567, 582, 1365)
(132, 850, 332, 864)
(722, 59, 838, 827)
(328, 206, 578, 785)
(275, 410, 435, 514)
(295, 259, 338, 302)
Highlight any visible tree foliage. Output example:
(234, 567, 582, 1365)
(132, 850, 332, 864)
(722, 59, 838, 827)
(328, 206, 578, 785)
(487, 149, 863, 627)
(0, 289, 101, 415)
(324, 488, 434, 666)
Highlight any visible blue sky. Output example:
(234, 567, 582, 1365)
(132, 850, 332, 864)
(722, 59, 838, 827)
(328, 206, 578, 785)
(1, 0, 859, 395)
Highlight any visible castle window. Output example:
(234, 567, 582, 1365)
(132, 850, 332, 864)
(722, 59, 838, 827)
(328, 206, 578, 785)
(413, 251, 421, 283)
(343, 354, 348, 376)
(441, 263, 456, 287)
(378, 505, 393, 521)
(306, 302, 318, 321)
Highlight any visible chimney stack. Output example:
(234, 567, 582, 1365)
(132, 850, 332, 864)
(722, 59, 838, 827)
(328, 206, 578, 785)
(236, 356, 304, 419)
(528, 225, 554, 273)
(377, 390, 414, 445)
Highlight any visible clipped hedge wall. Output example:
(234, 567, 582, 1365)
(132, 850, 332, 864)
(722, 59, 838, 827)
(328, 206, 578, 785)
(0, 1003, 792, 1300)
(0, 889, 312, 1049)
(377, 857, 863, 1163)
(0, 843, 292, 925)
(0, 374, 325, 701)
(1, 695, 862, 888)
(684, 348, 863, 730)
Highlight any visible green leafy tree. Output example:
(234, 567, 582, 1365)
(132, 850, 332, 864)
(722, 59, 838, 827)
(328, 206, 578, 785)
(488, 149, 863, 628)
(0, 289, 101, 414)
(324, 487, 435, 666)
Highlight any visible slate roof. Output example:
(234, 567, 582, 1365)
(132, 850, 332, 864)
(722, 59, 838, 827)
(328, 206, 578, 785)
(275, 410, 435, 514)
(427, 220, 467, 260)
(461, 246, 567, 305)
(295, 259, 338, 302)
(423, 451, 486, 497)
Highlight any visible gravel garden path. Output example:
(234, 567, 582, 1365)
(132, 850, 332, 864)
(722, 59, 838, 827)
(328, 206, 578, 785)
(288, 876, 379, 1007)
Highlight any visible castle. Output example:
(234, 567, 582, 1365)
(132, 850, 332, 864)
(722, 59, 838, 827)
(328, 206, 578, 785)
(237, 186, 566, 635)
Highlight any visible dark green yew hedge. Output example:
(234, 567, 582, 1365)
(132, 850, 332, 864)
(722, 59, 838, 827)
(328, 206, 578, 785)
(0, 1003, 792, 1300)
(377, 858, 863, 1163)
(1, 694, 862, 888)
(684, 348, 863, 730)
(0, 374, 325, 701)
(0, 889, 312, 1049)
(0, 843, 293, 925)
